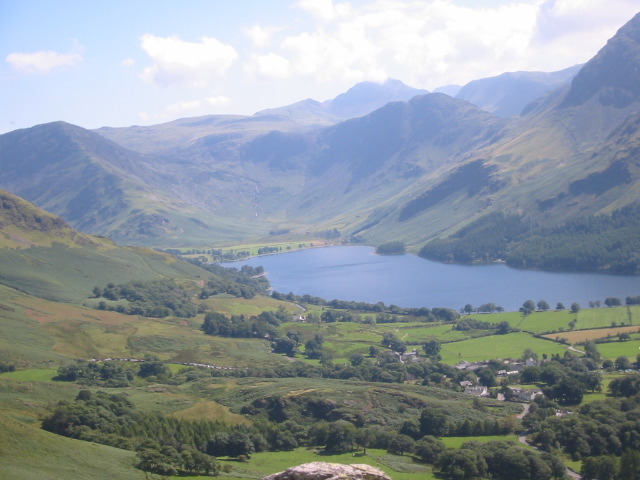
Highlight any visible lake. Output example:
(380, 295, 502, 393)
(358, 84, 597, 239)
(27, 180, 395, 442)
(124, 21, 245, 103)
(222, 245, 640, 312)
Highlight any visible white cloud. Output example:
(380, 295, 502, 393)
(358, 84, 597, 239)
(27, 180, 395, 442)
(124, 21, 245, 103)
(140, 34, 238, 87)
(246, 52, 291, 79)
(206, 95, 231, 106)
(296, 0, 353, 21)
(6, 50, 82, 74)
(241, 0, 638, 90)
(166, 99, 203, 114)
(244, 24, 281, 48)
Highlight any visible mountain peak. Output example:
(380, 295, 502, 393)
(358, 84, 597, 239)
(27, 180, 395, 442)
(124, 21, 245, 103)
(561, 12, 640, 108)
(328, 78, 428, 118)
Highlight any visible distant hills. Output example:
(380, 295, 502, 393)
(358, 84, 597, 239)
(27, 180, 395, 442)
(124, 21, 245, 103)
(2, 12, 640, 272)
(455, 65, 582, 117)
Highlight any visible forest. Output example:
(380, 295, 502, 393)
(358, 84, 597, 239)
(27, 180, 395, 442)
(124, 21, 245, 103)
(419, 204, 640, 274)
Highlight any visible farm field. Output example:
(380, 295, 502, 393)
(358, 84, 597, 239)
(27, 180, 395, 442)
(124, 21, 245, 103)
(541, 325, 640, 344)
(439, 331, 568, 364)
(596, 339, 640, 360)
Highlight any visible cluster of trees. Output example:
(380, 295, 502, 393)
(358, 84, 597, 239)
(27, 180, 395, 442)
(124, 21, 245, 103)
(0, 361, 15, 373)
(419, 212, 528, 265)
(508, 204, 640, 274)
(609, 374, 640, 396)
(529, 389, 640, 469)
(53, 357, 170, 386)
(437, 440, 566, 480)
(201, 309, 289, 339)
(271, 291, 459, 323)
(454, 318, 512, 335)
(420, 204, 640, 274)
(136, 443, 218, 476)
(42, 390, 226, 476)
(461, 302, 504, 314)
(197, 263, 270, 299)
(93, 279, 197, 318)
(375, 241, 405, 255)
(54, 361, 135, 387)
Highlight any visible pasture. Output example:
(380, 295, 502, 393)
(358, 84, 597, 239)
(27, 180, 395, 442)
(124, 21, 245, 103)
(439, 332, 568, 364)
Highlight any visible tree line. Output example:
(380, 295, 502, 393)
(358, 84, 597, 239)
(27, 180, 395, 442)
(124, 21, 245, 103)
(419, 204, 640, 274)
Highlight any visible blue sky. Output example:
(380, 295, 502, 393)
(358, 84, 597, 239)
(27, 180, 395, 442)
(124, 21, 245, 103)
(1, 0, 638, 133)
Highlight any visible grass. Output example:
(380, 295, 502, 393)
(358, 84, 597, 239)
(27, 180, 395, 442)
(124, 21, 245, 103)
(441, 434, 521, 449)
(0, 242, 208, 303)
(0, 283, 291, 369)
(0, 368, 57, 382)
(517, 310, 576, 333)
(575, 306, 638, 330)
(217, 448, 436, 480)
(0, 412, 145, 480)
(439, 332, 568, 364)
(595, 339, 640, 360)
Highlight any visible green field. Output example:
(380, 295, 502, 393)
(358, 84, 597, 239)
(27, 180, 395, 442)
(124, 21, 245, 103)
(596, 339, 640, 360)
(439, 331, 568, 363)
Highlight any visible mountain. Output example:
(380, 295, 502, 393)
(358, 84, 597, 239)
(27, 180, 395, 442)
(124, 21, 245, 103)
(0, 121, 265, 245)
(455, 65, 582, 117)
(254, 78, 429, 125)
(3, 13, 640, 272)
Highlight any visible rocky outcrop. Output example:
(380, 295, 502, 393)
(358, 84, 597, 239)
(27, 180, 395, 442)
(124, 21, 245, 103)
(262, 462, 391, 480)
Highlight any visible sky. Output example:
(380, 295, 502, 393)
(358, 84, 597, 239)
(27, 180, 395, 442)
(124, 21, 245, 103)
(1, 0, 639, 134)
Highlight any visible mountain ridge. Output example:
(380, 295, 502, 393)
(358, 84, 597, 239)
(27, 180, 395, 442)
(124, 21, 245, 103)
(2, 12, 640, 271)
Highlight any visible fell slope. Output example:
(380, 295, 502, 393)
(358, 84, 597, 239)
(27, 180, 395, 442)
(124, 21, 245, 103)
(0, 190, 209, 302)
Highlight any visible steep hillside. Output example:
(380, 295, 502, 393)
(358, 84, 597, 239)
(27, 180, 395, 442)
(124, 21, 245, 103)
(0, 190, 210, 302)
(409, 13, 640, 270)
(0, 122, 263, 245)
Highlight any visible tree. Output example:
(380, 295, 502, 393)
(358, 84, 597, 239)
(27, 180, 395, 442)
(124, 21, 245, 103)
(349, 353, 366, 366)
(604, 297, 622, 307)
(437, 448, 488, 480)
(547, 376, 584, 405)
(619, 449, 640, 480)
(496, 321, 511, 335)
(272, 337, 298, 357)
(415, 435, 446, 463)
(537, 300, 550, 311)
(138, 356, 169, 379)
(570, 303, 581, 314)
(556, 302, 565, 310)
(463, 304, 474, 314)
(399, 419, 421, 439)
(387, 434, 415, 455)
(226, 431, 255, 458)
(423, 339, 441, 359)
(521, 300, 536, 315)
(420, 407, 448, 437)
(304, 335, 324, 359)
(324, 420, 357, 453)
(615, 356, 631, 371)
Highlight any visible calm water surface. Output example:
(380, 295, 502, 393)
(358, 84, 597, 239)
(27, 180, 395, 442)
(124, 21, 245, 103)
(223, 246, 640, 312)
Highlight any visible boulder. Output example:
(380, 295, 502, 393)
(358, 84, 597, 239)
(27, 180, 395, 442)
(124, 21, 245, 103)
(262, 462, 391, 480)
